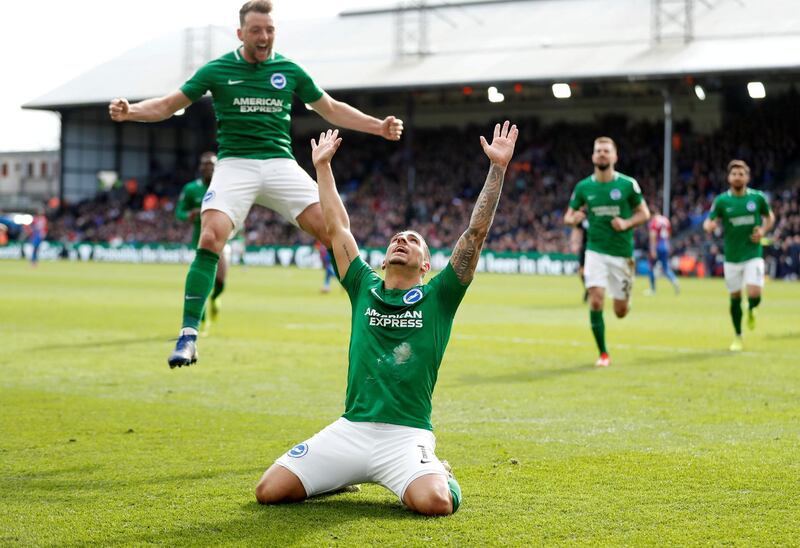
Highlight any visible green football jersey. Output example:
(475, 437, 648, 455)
(708, 188, 771, 263)
(340, 257, 469, 431)
(180, 50, 324, 160)
(568, 172, 644, 258)
(175, 179, 208, 247)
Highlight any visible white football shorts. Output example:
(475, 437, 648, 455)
(584, 249, 635, 301)
(275, 417, 449, 502)
(200, 157, 319, 232)
(724, 258, 765, 293)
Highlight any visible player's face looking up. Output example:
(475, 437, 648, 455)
(592, 142, 617, 171)
(384, 230, 431, 274)
(728, 167, 750, 191)
(237, 12, 275, 63)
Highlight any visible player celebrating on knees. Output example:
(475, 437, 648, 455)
(109, 0, 404, 368)
(564, 137, 650, 367)
(255, 122, 518, 516)
(703, 160, 774, 352)
(175, 152, 227, 334)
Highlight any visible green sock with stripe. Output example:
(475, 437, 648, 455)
(182, 248, 219, 330)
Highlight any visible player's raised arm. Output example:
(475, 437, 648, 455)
(309, 93, 404, 141)
(109, 90, 192, 123)
(449, 121, 519, 284)
(311, 129, 360, 280)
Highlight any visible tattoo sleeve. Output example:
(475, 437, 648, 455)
(450, 163, 506, 283)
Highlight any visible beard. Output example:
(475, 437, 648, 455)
(594, 161, 611, 171)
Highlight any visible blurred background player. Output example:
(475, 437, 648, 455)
(27, 208, 48, 266)
(108, 0, 404, 368)
(703, 160, 774, 352)
(175, 152, 227, 333)
(255, 122, 518, 516)
(314, 240, 335, 293)
(569, 218, 590, 302)
(564, 137, 650, 367)
(645, 211, 680, 295)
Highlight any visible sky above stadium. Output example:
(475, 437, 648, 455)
(0, 0, 395, 152)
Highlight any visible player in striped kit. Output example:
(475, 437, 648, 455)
(645, 212, 680, 295)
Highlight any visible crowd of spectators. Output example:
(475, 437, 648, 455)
(41, 89, 800, 279)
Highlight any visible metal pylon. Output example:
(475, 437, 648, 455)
(395, 1, 430, 60)
(652, 0, 694, 43)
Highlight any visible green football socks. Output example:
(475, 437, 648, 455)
(730, 297, 743, 336)
(182, 248, 220, 330)
(590, 309, 607, 355)
(747, 295, 761, 311)
(448, 477, 462, 513)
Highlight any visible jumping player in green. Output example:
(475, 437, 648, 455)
(108, 0, 404, 368)
(255, 122, 519, 516)
(175, 152, 226, 332)
(564, 137, 650, 367)
(703, 160, 774, 352)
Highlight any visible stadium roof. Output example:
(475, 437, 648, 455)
(25, 0, 800, 110)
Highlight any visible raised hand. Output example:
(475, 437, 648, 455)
(380, 116, 404, 141)
(109, 98, 130, 122)
(311, 129, 343, 166)
(479, 120, 518, 168)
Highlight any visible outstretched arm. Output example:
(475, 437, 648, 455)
(109, 90, 192, 123)
(311, 129, 360, 280)
(450, 121, 519, 284)
(309, 92, 404, 141)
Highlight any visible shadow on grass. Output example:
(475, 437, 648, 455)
(2, 466, 265, 493)
(765, 331, 800, 340)
(66, 496, 419, 546)
(25, 336, 169, 352)
(626, 350, 730, 368)
(457, 363, 590, 386)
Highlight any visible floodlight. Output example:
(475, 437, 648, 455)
(747, 82, 766, 99)
(694, 85, 706, 101)
(487, 86, 505, 103)
(552, 83, 571, 99)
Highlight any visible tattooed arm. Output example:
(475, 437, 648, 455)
(311, 129, 360, 280)
(450, 121, 519, 284)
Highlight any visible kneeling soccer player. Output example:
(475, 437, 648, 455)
(255, 122, 519, 515)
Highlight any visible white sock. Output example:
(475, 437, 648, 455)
(180, 327, 199, 337)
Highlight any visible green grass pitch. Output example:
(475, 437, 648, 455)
(1, 260, 799, 546)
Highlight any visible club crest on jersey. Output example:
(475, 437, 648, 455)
(403, 288, 423, 305)
(270, 73, 287, 89)
(203, 191, 215, 203)
(746, 201, 756, 212)
(610, 189, 622, 201)
(287, 443, 308, 458)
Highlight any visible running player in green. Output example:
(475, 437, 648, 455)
(703, 160, 774, 352)
(175, 152, 226, 332)
(255, 122, 519, 515)
(564, 137, 650, 367)
(108, 0, 404, 368)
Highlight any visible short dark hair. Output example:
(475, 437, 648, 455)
(727, 159, 750, 174)
(239, 0, 273, 26)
